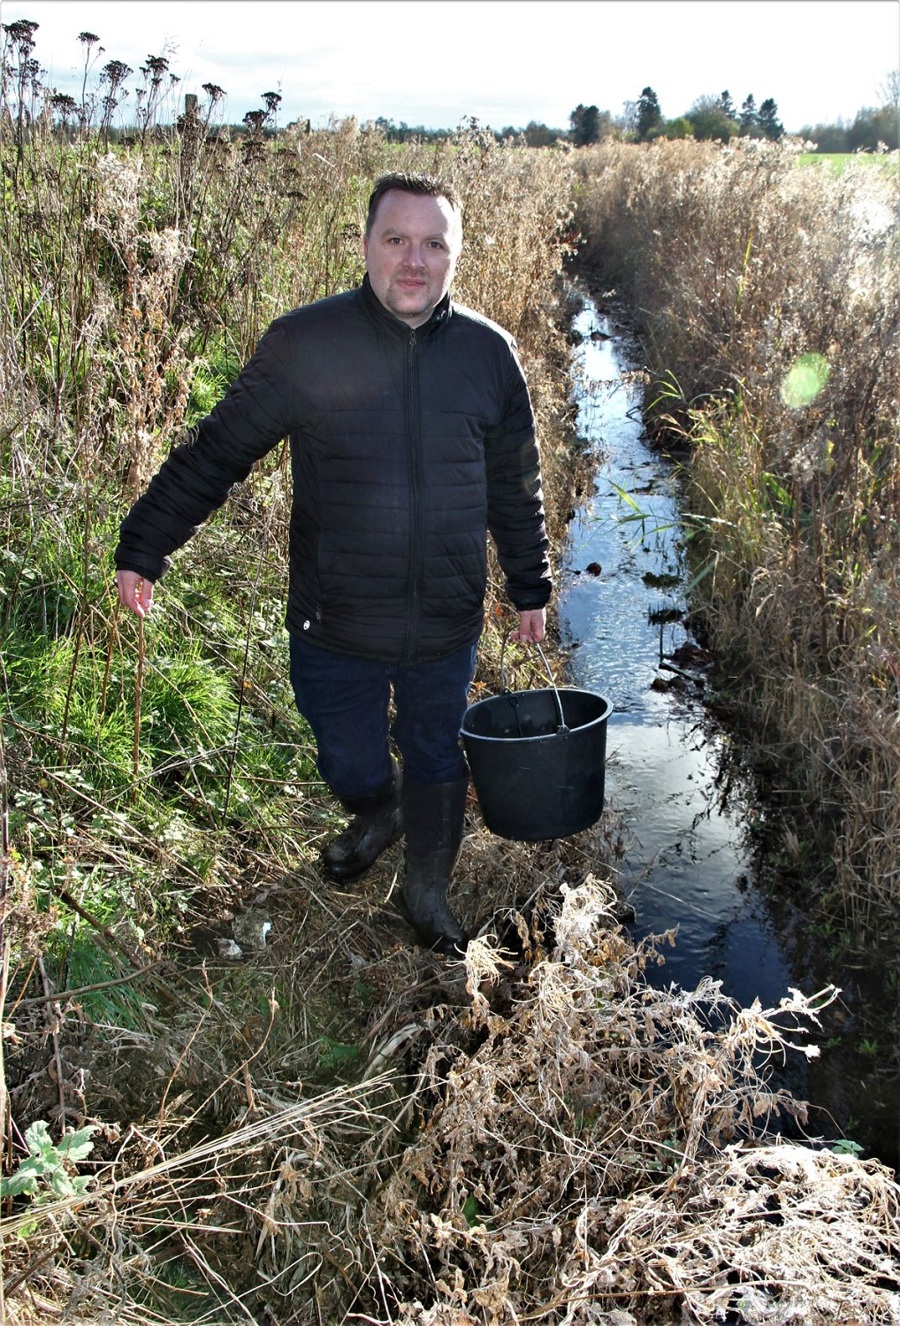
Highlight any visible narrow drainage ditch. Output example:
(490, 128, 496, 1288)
(558, 283, 899, 1171)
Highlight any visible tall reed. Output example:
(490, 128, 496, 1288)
(0, 59, 589, 1323)
(574, 138, 900, 933)
(0, 86, 576, 920)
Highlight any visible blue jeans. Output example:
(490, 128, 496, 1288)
(289, 635, 478, 802)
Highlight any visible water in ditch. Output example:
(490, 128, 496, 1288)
(558, 287, 899, 1170)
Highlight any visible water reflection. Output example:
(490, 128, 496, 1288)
(559, 290, 898, 1167)
(607, 711, 793, 1008)
(560, 295, 789, 1005)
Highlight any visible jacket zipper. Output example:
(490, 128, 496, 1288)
(405, 329, 423, 664)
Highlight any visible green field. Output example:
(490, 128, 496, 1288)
(799, 150, 899, 172)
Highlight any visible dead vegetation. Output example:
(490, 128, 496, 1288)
(5, 865, 900, 1324)
(2, 54, 900, 1319)
(572, 138, 900, 945)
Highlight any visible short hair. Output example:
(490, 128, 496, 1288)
(365, 172, 462, 236)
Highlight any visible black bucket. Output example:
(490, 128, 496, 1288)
(460, 647, 612, 841)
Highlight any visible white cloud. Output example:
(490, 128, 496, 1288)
(4, 0, 898, 131)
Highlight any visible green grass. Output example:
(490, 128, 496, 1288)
(798, 152, 899, 173)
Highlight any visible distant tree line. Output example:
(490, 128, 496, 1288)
(513, 77, 898, 153)
(798, 69, 900, 151)
(622, 87, 786, 143)
(2, 20, 898, 155)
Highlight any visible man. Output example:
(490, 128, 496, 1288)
(115, 171, 551, 956)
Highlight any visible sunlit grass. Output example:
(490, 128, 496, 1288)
(5, 52, 899, 1324)
(798, 150, 899, 173)
(574, 137, 900, 938)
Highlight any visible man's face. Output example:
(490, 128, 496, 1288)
(364, 190, 462, 329)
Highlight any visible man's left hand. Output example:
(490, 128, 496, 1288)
(510, 608, 546, 643)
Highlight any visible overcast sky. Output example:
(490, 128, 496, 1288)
(3, 0, 898, 133)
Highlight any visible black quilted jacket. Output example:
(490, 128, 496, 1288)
(115, 276, 552, 664)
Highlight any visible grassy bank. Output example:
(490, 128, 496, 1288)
(573, 138, 900, 946)
(0, 112, 578, 964)
(0, 107, 580, 1319)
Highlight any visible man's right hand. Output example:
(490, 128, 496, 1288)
(116, 569, 154, 618)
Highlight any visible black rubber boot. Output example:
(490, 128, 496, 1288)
(401, 776, 469, 957)
(322, 762, 402, 883)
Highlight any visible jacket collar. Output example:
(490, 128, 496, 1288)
(359, 273, 452, 338)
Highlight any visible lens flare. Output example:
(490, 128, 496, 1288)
(780, 353, 831, 408)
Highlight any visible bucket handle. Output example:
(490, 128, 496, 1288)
(500, 633, 568, 733)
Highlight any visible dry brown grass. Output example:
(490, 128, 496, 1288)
(5, 873, 899, 1324)
(573, 139, 900, 937)
(4, 112, 900, 1324)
